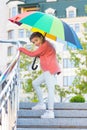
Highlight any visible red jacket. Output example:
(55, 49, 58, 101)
(19, 40, 61, 74)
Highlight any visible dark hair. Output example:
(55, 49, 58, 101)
(30, 32, 45, 42)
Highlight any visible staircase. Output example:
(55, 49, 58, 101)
(17, 102, 87, 130)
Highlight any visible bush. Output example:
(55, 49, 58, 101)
(69, 95, 85, 103)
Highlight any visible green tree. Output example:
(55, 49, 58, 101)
(69, 22, 87, 96)
(55, 85, 70, 102)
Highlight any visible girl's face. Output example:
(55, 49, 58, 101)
(31, 37, 43, 47)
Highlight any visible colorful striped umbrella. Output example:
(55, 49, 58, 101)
(9, 11, 82, 49)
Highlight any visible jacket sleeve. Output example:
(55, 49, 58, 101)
(18, 42, 48, 57)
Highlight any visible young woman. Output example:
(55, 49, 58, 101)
(18, 32, 61, 118)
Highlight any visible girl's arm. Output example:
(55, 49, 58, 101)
(19, 42, 48, 57)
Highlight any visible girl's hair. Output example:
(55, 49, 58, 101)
(30, 32, 45, 42)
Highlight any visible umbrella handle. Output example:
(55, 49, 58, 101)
(32, 57, 38, 70)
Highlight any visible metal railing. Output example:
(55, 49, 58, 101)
(0, 40, 25, 130)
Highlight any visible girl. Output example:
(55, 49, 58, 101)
(18, 32, 61, 118)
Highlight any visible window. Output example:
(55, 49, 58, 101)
(12, 7, 17, 17)
(18, 29, 24, 38)
(63, 76, 75, 87)
(69, 23, 80, 33)
(26, 30, 31, 37)
(7, 46, 13, 56)
(63, 58, 75, 68)
(45, 8, 56, 16)
(69, 24, 74, 30)
(66, 6, 76, 18)
(68, 11, 75, 18)
(75, 23, 80, 33)
(8, 30, 14, 39)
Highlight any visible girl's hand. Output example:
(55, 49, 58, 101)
(18, 47, 23, 52)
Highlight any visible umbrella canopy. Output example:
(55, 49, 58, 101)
(9, 11, 82, 49)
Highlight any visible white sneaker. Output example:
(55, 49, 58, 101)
(41, 110, 54, 118)
(32, 103, 46, 110)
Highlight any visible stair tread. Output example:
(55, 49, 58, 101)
(17, 109, 87, 118)
(19, 102, 87, 110)
(17, 118, 87, 128)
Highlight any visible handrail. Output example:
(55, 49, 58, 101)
(0, 51, 19, 102)
(0, 40, 21, 130)
(0, 40, 27, 44)
(0, 51, 20, 86)
(0, 40, 27, 86)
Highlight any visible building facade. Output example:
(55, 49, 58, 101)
(0, 0, 87, 88)
(6, 0, 87, 40)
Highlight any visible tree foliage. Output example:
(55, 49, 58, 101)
(69, 22, 87, 96)
(55, 85, 70, 102)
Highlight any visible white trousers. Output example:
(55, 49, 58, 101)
(32, 71, 57, 110)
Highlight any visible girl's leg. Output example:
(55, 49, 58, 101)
(32, 73, 45, 103)
(41, 71, 57, 118)
(44, 71, 56, 110)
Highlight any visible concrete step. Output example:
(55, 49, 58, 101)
(17, 118, 87, 128)
(18, 109, 87, 118)
(17, 128, 87, 130)
(19, 102, 87, 110)
(16, 102, 87, 130)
